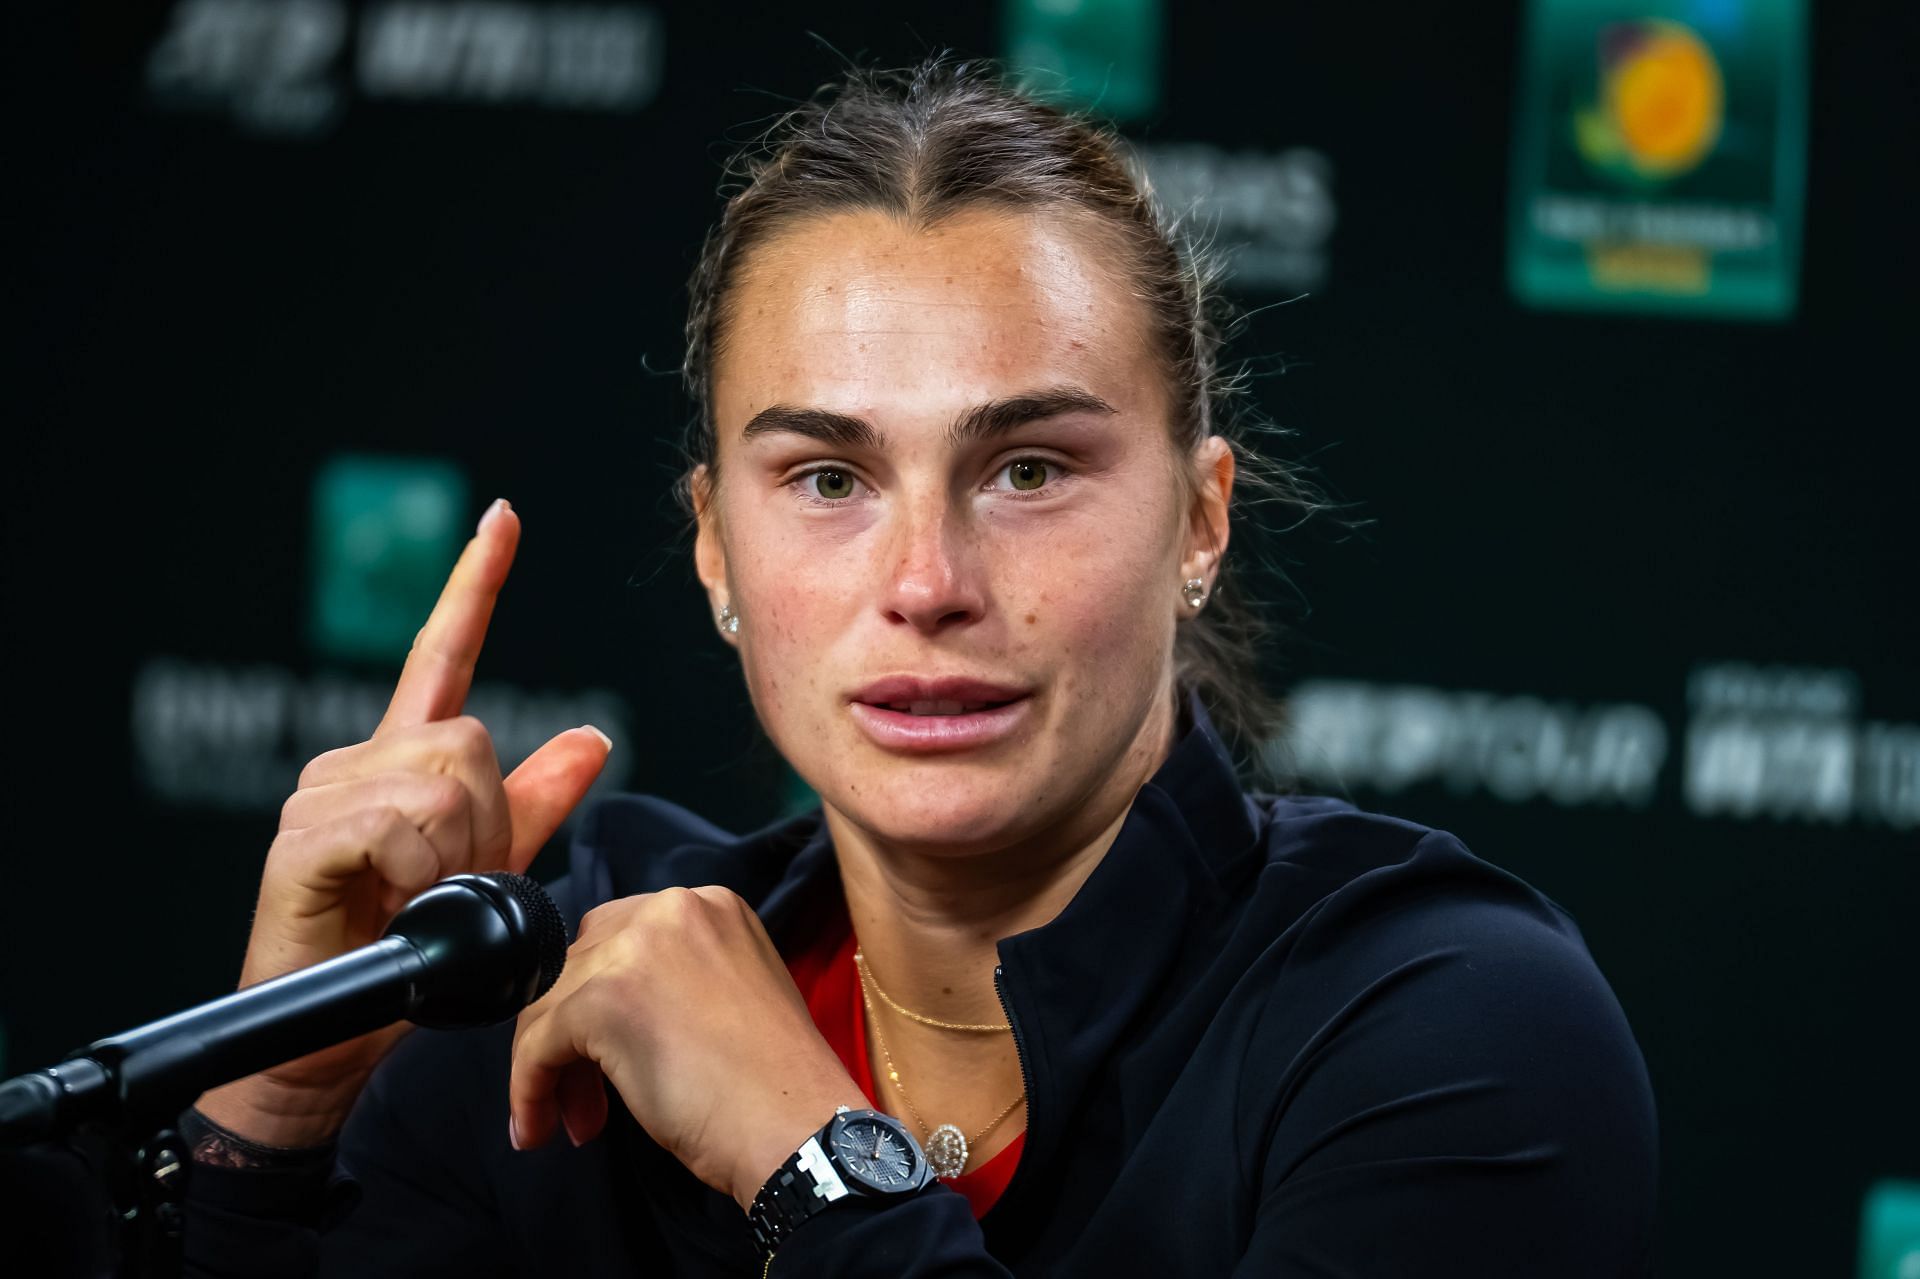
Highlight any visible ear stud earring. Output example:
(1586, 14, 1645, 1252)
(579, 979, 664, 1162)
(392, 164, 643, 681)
(718, 602, 740, 634)
(1181, 578, 1208, 610)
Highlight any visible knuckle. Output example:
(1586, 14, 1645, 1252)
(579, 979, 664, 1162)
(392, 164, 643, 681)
(262, 828, 300, 873)
(652, 886, 731, 942)
(359, 805, 410, 845)
(689, 884, 741, 911)
(579, 901, 617, 936)
(652, 886, 700, 926)
(447, 715, 494, 761)
(421, 772, 468, 823)
(297, 746, 346, 790)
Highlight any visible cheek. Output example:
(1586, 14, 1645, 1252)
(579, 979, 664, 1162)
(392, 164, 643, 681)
(985, 504, 1180, 670)
(723, 513, 853, 716)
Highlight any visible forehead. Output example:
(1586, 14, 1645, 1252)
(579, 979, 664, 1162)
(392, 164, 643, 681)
(712, 206, 1161, 432)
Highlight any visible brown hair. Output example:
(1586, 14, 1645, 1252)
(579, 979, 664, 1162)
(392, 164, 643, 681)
(680, 54, 1332, 774)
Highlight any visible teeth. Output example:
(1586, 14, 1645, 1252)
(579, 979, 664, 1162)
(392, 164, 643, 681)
(874, 699, 1005, 715)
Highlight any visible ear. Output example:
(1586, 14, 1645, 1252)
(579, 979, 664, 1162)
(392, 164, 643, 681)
(690, 465, 737, 645)
(1177, 436, 1234, 616)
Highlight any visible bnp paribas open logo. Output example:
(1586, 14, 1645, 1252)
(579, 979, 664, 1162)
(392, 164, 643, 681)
(1572, 20, 1724, 186)
(309, 456, 468, 663)
(1507, 0, 1806, 320)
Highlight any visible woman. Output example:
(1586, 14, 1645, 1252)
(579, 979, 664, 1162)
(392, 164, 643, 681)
(182, 58, 1656, 1276)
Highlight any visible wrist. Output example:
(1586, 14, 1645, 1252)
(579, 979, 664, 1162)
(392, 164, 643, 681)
(745, 1105, 933, 1259)
(731, 1088, 870, 1212)
(179, 1105, 337, 1170)
(195, 1071, 370, 1150)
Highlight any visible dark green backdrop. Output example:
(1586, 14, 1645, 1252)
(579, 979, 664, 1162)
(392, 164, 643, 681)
(7, 3, 1914, 1275)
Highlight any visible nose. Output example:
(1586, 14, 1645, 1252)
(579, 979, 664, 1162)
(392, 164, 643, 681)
(877, 492, 985, 635)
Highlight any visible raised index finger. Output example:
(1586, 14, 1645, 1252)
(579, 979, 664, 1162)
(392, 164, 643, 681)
(375, 498, 520, 736)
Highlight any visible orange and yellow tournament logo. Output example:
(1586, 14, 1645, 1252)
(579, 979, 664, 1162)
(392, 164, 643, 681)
(1574, 20, 1724, 184)
(1508, 0, 1807, 319)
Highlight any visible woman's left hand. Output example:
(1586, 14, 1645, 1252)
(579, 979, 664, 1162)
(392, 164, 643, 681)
(507, 886, 867, 1209)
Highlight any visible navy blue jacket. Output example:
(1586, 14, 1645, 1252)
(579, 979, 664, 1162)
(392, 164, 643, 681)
(182, 704, 1658, 1276)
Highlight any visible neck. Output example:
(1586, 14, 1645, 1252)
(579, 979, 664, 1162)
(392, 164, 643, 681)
(826, 690, 1180, 1023)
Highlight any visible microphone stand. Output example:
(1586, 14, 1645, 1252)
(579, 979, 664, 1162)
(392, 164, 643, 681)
(18, 1046, 192, 1279)
(104, 1112, 189, 1279)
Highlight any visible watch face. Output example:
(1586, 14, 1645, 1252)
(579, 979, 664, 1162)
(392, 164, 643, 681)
(828, 1113, 920, 1193)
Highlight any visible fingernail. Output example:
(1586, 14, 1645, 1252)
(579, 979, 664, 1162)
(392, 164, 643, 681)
(582, 724, 612, 751)
(509, 1113, 523, 1151)
(478, 498, 511, 533)
(562, 1114, 584, 1148)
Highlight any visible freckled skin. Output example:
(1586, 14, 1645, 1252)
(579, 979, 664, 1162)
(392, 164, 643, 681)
(697, 207, 1228, 866)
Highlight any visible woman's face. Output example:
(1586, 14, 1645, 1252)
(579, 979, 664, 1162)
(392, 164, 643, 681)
(698, 206, 1228, 857)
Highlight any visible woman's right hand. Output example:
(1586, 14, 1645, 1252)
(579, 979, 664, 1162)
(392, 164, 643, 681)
(194, 499, 612, 1148)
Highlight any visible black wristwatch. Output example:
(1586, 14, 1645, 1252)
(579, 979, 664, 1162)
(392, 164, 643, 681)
(747, 1105, 932, 1257)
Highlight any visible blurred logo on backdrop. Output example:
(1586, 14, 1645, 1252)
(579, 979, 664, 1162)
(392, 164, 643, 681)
(132, 455, 633, 813)
(1278, 663, 1917, 829)
(1134, 144, 1336, 295)
(1004, 0, 1161, 123)
(145, 0, 664, 138)
(1003, 0, 1337, 296)
(1507, 0, 1807, 319)
(1573, 20, 1724, 184)
(1858, 1180, 1920, 1279)
(1001, 2, 1335, 296)
(310, 456, 466, 662)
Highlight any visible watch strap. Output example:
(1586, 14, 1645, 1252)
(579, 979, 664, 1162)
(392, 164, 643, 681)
(748, 1134, 851, 1255)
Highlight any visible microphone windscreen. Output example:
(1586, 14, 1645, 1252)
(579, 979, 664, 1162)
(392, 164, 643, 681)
(482, 871, 568, 1002)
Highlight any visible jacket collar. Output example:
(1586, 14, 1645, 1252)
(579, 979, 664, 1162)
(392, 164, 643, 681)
(988, 693, 1257, 1205)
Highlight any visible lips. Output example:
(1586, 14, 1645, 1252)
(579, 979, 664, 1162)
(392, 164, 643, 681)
(851, 677, 1029, 714)
(847, 677, 1033, 752)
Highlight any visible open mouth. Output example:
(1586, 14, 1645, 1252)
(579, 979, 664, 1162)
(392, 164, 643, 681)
(847, 678, 1033, 751)
(871, 700, 1016, 716)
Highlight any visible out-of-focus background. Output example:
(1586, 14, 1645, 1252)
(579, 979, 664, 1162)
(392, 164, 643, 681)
(6, 1, 1914, 1273)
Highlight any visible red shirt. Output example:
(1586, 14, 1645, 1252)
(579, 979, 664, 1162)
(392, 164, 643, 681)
(785, 905, 1024, 1219)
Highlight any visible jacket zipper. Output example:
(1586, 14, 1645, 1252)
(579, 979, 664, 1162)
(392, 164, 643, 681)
(993, 963, 1035, 1193)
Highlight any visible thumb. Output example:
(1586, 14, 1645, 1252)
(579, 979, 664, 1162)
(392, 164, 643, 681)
(501, 725, 614, 871)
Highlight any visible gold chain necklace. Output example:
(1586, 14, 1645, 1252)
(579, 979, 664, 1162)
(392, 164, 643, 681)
(854, 953, 1025, 1179)
(852, 949, 1012, 1032)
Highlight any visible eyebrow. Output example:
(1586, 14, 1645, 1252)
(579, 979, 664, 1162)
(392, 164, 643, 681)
(739, 385, 1118, 450)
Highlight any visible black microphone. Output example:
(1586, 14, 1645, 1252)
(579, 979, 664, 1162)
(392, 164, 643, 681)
(0, 872, 568, 1146)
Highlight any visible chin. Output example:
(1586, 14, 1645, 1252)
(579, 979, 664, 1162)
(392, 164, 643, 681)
(823, 758, 1053, 856)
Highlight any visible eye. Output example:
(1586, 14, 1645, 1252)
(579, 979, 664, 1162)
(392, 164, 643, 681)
(803, 468, 859, 501)
(996, 458, 1053, 492)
